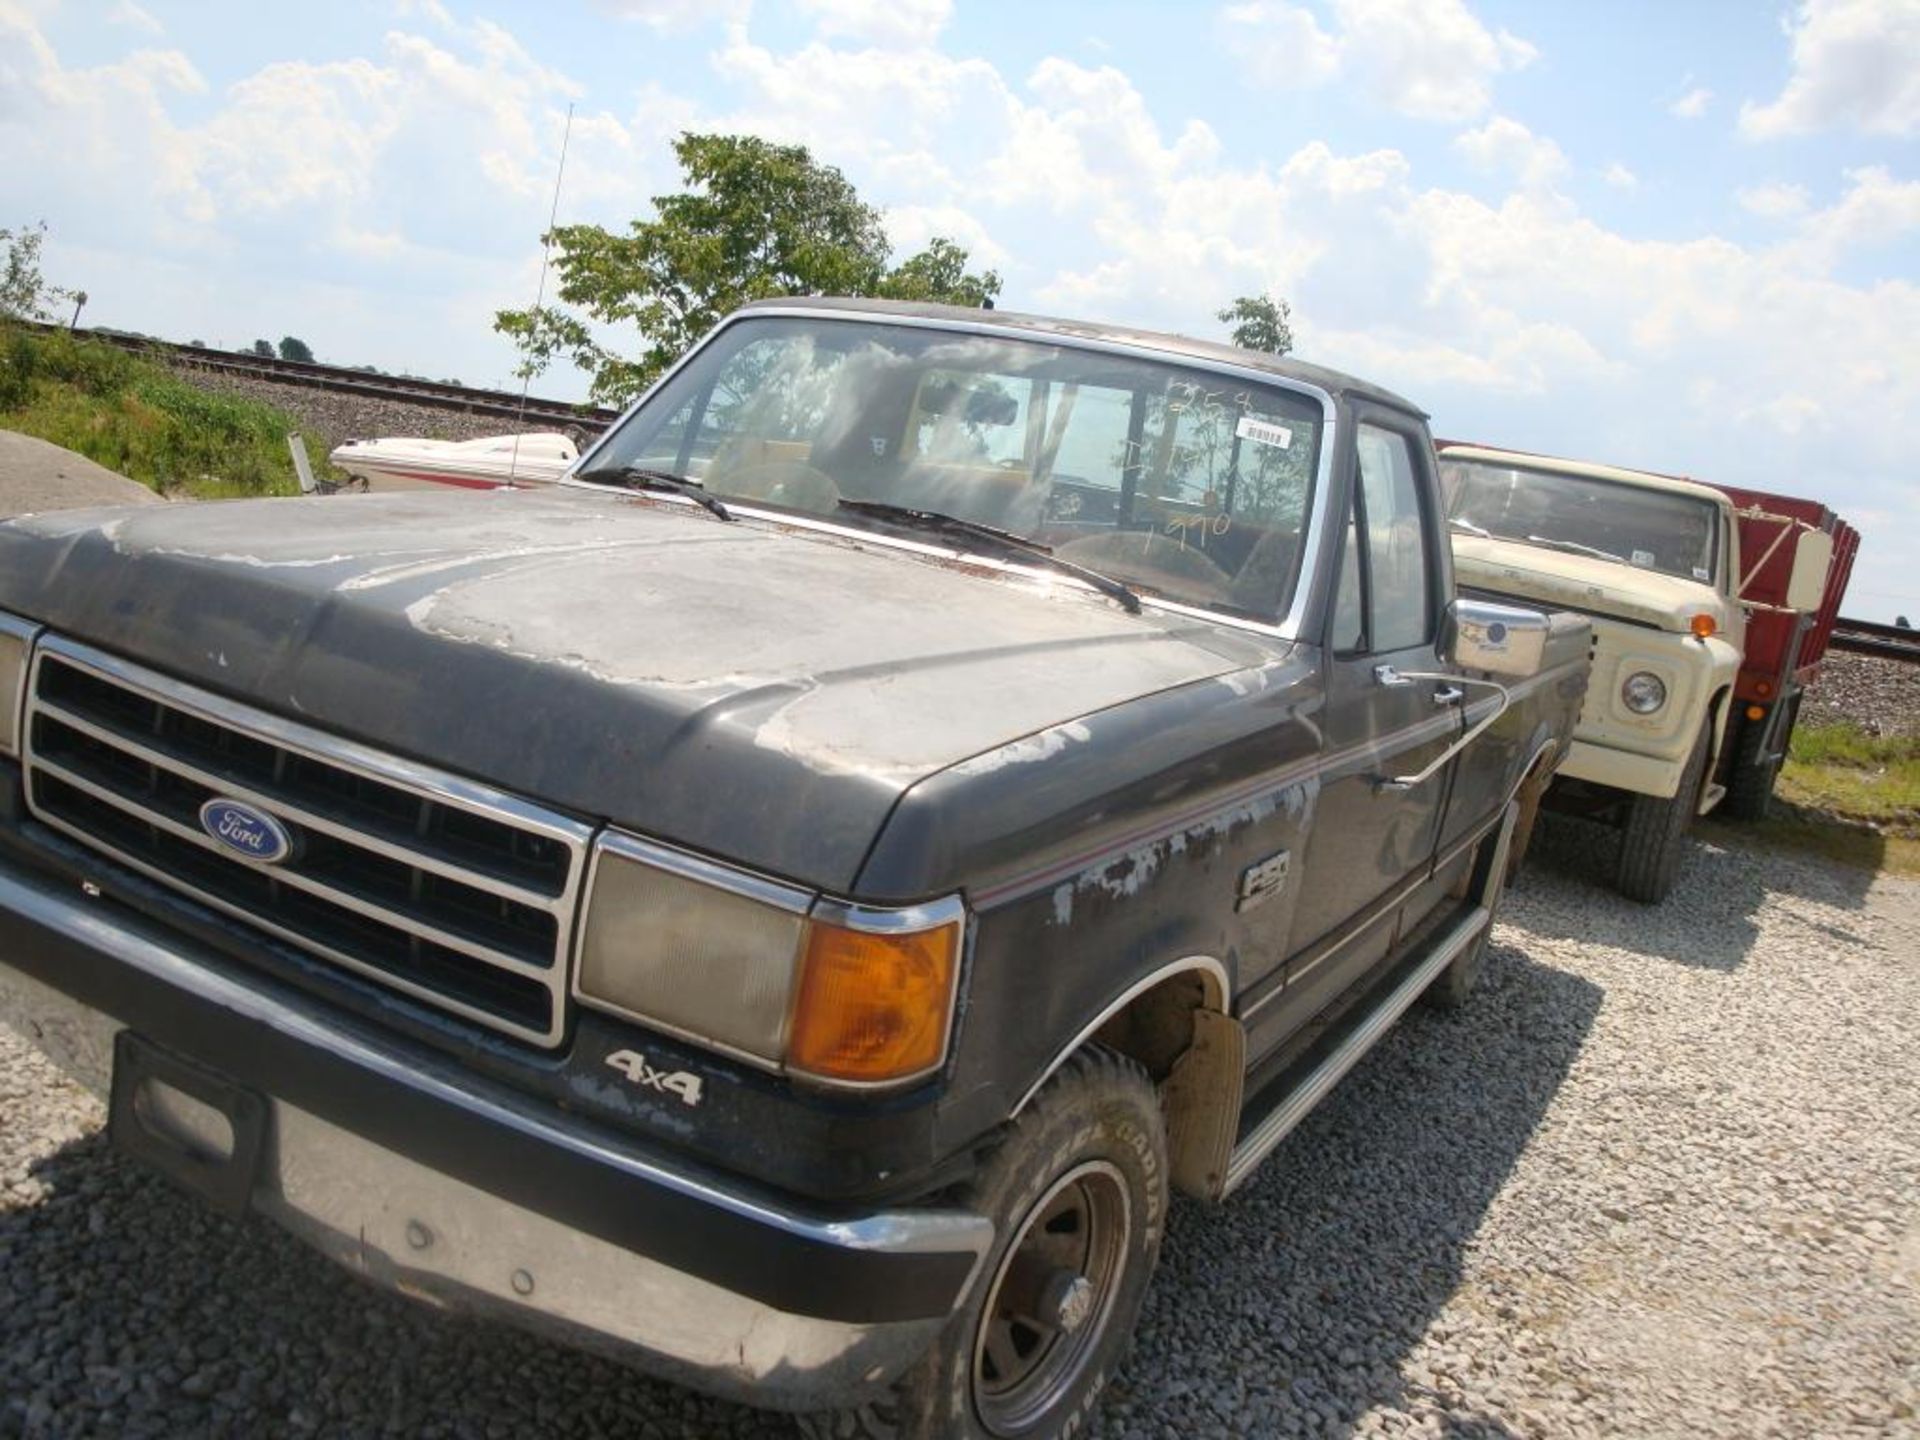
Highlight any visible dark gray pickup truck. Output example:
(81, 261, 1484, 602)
(0, 300, 1588, 1439)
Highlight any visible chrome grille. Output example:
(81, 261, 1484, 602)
(22, 636, 590, 1047)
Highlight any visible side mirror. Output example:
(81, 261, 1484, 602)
(1444, 597, 1552, 679)
(1785, 528, 1833, 612)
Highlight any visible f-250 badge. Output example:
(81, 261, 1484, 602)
(605, 1050, 704, 1107)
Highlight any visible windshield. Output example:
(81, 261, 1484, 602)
(583, 316, 1326, 622)
(1440, 457, 1720, 585)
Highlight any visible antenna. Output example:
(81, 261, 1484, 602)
(508, 102, 574, 487)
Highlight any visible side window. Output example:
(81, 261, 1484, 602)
(1331, 498, 1365, 652)
(1355, 425, 1433, 652)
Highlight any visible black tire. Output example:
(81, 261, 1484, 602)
(1614, 723, 1712, 904)
(1426, 807, 1511, 1011)
(801, 1050, 1168, 1440)
(1721, 696, 1796, 822)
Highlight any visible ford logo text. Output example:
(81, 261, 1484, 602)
(198, 798, 294, 865)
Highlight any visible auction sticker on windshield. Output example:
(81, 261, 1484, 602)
(1235, 416, 1294, 451)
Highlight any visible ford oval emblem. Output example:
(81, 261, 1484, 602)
(198, 798, 294, 865)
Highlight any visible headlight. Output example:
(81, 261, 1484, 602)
(1621, 670, 1668, 714)
(0, 613, 40, 757)
(576, 832, 963, 1087)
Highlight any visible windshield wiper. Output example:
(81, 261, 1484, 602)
(574, 463, 733, 522)
(835, 498, 1142, 615)
(1525, 534, 1625, 564)
(1449, 517, 1492, 538)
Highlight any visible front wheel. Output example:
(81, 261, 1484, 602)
(1614, 722, 1712, 904)
(803, 1050, 1167, 1440)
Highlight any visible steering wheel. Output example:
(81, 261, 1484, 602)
(720, 460, 842, 515)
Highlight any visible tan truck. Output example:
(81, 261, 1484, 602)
(1437, 444, 1744, 902)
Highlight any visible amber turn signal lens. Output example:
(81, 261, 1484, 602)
(788, 920, 960, 1084)
(1747, 704, 1766, 722)
(1690, 613, 1717, 638)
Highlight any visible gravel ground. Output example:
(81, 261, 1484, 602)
(3, 820, 1915, 1438)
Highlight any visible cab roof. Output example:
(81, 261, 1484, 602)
(735, 296, 1428, 419)
(1438, 441, 1733, 508)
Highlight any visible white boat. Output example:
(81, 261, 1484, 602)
(327, 432, 580, 492)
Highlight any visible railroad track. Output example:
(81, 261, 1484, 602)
(1831, 615, 1920, 664)
(25, 321, 621, 432)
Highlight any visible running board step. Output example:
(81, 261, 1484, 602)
(1222, 903, 1490, 1195)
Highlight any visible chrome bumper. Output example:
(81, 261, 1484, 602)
(0, 861, 990, 1411)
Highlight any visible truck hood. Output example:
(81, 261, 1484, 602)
(0, 488, 1271, 892)
(1451, 535, 1730, 633)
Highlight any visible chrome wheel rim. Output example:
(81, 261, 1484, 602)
(971, 1159, 1131, 1436)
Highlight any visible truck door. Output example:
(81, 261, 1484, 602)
(1272, 418, 1461, 1031)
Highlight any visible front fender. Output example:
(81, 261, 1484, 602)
(1578, 623, 1739, 771)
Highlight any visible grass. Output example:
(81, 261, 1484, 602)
(1756, 720, 1920, 879)
(0, 325, 333, 498)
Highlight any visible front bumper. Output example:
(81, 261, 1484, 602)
(1556, 737, 1688, 800)
(0, 856, 990, 1412)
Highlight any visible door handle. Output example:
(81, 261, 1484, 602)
(1370, 673, 1513, 792)
(1432, 685, 1465, 706)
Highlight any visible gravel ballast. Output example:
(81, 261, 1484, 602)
(3, 825, 1916, 1438)
(170, 368, 593, 457)
(1804, 650, 1920, 739)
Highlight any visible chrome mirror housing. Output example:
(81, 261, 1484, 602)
(1444, 598, 1551, 679)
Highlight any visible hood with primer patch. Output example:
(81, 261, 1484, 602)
(0, 488, 1275, 892)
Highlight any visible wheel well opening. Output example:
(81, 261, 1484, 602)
(1090, 969, 1216, 1082)
(1088, 966, 1242, 1200)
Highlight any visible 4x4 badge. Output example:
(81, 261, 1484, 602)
(604, 1050, 704, 1107)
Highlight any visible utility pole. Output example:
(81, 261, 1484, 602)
(68, 291, 87, 330)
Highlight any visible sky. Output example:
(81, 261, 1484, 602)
(3, 0, 1918, 621)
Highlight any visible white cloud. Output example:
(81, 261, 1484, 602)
(1453, 115, 1569, 192)
(1737, 180, 1810, 218)
(884, 203, 1008, 266)
(1336, 0, 1537, 121)
(1784, 165, 1920, 270)
(1219, 3, 1342, 87)
(1222, 0, 1537, 122)
(798, 0, 952, 49)
(107, 1, 162, 34)
(594, 0, 746, 30)
(1740, 0, 1920, 139)
(1670, 85, 1712, 119)
(1601, 162, 1637, 190)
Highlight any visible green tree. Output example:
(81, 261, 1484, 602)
(278, 335, 315, 362)
(0, 221, 77, 323)
(497, 132, 1001, 405)
(1218, 294, 1294, 357)
(249, 339, 275, 358)
(876, 236, 999, 307)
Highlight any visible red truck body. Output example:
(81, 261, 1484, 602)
(1711, 484, 1861, 707)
